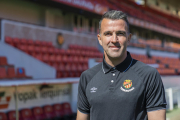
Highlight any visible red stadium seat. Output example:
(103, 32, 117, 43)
(5, 36, 14, 46)
(46, 41, 53, 48)
(48, 48, 54, 55)
(20, 38, 28, 45)
(34, 40, 41, 46)
(62, 55, 68, 64)
(20, 109, 34, 120)
(0, 112, 7, 120)
(17, 45, 28, 54)
(27, 45, 35, 55)
(49, 55, 56, 65)
(53, 104, 64, 119)
(53, 49, 59, 55)
(7, 111, 17, 120)
(7, 67, 16, 79)
(16, 68, 32, 79)
(55, 55, 62, 64)
(42, 54, 50, 64)
(62, 102, 76, 120)
(32, 107, 45, 120)
(58, 63, 66, 78)
(13, 38, 20, 47)
(58, 49, 66, 56)
(0, 57, 8, 66)
(27, 39, 34, 46)
(35, 54, 43, 61)
(41, 41, 47, 47)
(34, 46, 42, 54)
(0, 67, 7, 79)
(43, 105, 56, 119)
(52, 63, 58, 70)
(41, 46, 48, 54)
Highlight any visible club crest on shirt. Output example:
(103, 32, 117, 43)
(120, 80, 134, 92)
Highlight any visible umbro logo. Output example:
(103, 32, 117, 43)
(90, 87, 97, 93)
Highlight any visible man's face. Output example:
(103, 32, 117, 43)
(97, 18, 131, 59)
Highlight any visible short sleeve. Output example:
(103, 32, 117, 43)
(77, 73, 90, 114)
(145, 69, 167, 112)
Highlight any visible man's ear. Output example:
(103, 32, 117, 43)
(97, 34, 102, 46)
(127, 33, 132, 45)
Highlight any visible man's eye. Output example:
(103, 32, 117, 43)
(117, 33, 124, 36)
(105, 33, 111, 36)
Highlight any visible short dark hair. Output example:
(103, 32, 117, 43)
(99, 10, 129, 34)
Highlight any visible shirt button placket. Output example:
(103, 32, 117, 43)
(109, 68, 116, 91)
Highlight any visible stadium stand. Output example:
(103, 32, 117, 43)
(5, 37, 103, 78)
(0, 112, 7, 120)
(7, 111, 17, 120)
(0, 56, 32, 79)
(4, 36, 180, 76)
(20, 108, 35, 120)
(0, 102, 75, 120)
(129, 39, 180, 53)
(43, 105, 57, 119)
(32, 107, 45, 120)
(53, 104, 64, 120)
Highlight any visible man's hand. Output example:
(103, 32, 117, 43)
(147, 109, 166, 120)
(76, 110, 90, 120)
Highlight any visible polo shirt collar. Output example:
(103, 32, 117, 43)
(102, 52, 133, 73)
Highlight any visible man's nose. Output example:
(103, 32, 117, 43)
(111, 33, 118, 43)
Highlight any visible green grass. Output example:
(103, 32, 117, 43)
(166, 105, 180, 120)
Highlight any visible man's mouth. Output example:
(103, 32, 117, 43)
(109, 46, 120, 50)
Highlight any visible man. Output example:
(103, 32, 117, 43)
(76, 10, 166, 120)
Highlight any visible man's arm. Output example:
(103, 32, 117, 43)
(76, 110, 90, 120)
(147, 109, 166, 120)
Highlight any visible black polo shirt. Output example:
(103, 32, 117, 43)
(77, 52, 166, 120)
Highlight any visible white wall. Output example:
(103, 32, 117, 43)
(0, 42, 56, 79)
(2, 20, 98, 49)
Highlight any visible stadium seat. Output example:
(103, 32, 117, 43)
(48, 48, 54, 55)
(17, 45, 28, 54)
(0, 112, 7, 120)
(27, 39, 34, 46)
(5, 36, 14, 46)
(20, 109, 34, 120)
(0, 57, 13, 67)
(35, 54, 43, 61)
(13, 38, 20, 47)
(42, 54, 50, 64)
(49, 55, 56, 65)
(41, 41, 48, 47)
(43, 105, 56, 120)
(20, 38, 28, 45)
(65, 64, 71, 77)
(27, 45, 35, 55)
(32, 107, 45, 120)
(62, 55, 68, 64)
(7, 111, 18, 120)
(62, 102, 76, 120)
(58, 63, 66, 78)
(55, 55, 62, 64)
(34, 46, 42, 54)
(34, 40, 41, 46)
(53, 104, 64, 119)
(7, 67, 16, 79)
(41, 46, 48, 54)
(46, 41, 53, 48)
(0, 67, 7, 79)
(52, 63, 58, 70)
(16, 68, 32, 79)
